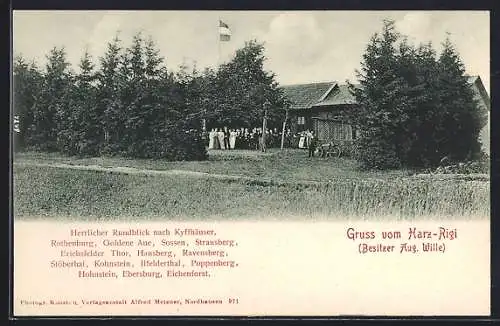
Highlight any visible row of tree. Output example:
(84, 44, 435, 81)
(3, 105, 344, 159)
(13, 33, 287, 160)
(14, 20, 487, 169)
(347, 20, 488, 169)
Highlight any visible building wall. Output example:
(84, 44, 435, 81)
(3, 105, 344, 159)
(311, 105, 355, 142)
(312, 119, 353, 142)
(287, 86, 489, 151)
(479, 112, 490, 155)
(288, 105, 355, 143)
(289, 110, 313, 133)
(470, 79, 490, 155)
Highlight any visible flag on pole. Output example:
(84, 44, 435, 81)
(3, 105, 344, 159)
(219, 20, 231, 41)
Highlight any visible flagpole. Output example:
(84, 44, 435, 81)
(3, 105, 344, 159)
(214, 18, 221, 135)
(217, 18, 221, 67)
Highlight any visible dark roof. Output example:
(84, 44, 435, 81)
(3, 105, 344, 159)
(280, 82, 335, 109)
(280, 76, 489, 111)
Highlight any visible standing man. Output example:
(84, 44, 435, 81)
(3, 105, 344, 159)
(223, 127, 231, 150)
(308, 131, 318, 157)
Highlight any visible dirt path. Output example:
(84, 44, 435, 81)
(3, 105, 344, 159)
(14, 161, 488, 184)
(13, 160, 338, 187)
(14, 161, 253, 181)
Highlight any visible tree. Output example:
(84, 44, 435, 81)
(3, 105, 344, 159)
(96, 34, 124, 154)
(347, 20, 405, 169)
(192, 67, 218, 130)
(14, 31, 225, 161)
(210, 40, 287, 130)
(434, 36, 487, 163)
(13, 56, 43, 151)
(348, 20, 488, 170)
(31, 47, 72, 152)
(400, 42, 440, 167)
(174, 62, 211, 130)
(67, 49, 99, 156)
(94, 32, 207, 160)
(118, 32, 148, 156)
(135, 34, 184, 158)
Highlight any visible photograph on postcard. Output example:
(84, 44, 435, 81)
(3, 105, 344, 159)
(12, 10, 490, 316)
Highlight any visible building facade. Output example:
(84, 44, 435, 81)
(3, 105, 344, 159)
(280, 76, 490, 151)
(280, 81, 357, 143)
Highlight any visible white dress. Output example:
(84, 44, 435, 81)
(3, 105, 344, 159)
(208, 131, 216, 149)
(217, 131, 225, 150)
(305, 132, 312, 148)
(298, 136, 306, 149)
(229, 131, 237, 149)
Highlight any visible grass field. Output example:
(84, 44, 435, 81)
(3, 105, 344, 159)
(14, 149, 416, 182)
(12, 149, 490, 221)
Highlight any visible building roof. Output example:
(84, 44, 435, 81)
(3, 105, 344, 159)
(314, 83, 358, 107)
(280, 76, 490, 111)
(467, 75, 490, 111)
(280, 82, 336, 110)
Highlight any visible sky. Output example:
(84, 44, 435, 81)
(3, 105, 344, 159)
(13, 10, 490, 92)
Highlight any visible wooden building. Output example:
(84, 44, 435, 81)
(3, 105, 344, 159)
(280, 76, 490, 149)
(468, 76, 491, 152)
(280, 81, 357, 143)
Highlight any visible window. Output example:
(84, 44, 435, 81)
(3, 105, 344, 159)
(297, 116, 305, 125)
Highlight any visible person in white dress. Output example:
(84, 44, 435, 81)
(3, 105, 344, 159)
(213, 128, 220, 149)
(217, 128, 225, 150)
(229, 129, 237, 149)
(298, 131, 306, 149)
(208, 128, 216, 149)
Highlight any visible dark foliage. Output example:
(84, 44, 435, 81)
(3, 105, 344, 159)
(346, 20, 488, 170)
(13, 57, 43, 151)
(13, 35, 288, 161)
(13, 33, 208, 161)
(205, 40, 289, 130)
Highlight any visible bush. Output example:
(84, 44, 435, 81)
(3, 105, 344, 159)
(339, 140, 356, 158)
(129, 129, 208, 161)
(433, 160, 489, 175)
(354, 136, 401, 170)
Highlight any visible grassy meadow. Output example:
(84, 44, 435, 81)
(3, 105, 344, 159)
(13, 149, 490, 221)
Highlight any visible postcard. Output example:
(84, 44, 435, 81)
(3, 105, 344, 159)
(11, 10, 491, 317)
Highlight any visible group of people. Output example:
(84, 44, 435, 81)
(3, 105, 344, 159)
(206, 127, 319, 156)
(295, 130, 319, 157)
(207, 128, 233, 150)
(207, 127, 289, 150)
